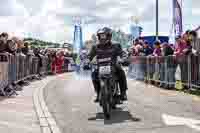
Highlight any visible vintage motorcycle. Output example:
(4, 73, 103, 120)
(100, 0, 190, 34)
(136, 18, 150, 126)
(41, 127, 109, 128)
(93, 57, 122, 120)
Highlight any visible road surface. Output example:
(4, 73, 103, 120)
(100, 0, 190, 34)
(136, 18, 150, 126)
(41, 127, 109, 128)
(44, 72, 200, 133)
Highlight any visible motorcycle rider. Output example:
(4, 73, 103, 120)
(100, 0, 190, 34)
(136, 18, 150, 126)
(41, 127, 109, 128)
(88, 27, 128, 102)
(80, 47, 90, 70)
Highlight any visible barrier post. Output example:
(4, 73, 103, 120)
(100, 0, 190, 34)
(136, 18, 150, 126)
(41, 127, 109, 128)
(188, 55, 192, 90)
(0, 53, 9, 96)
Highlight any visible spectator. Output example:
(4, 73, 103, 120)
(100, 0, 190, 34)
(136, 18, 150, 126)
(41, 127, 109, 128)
(46, 49, 52, 73)
(0, 32, 9, 52)
(63, 52, 70, 72)
(162, 42, 174, 56)
(51, 51, 57, 74)
(33, 47, 43, 75)
(189, 30, 200, 85)
(56, 51, 64, 73)
(143, 41, 153, 56)
(169, 43, 175, 51)
(160, 43, 175, 88)
(12, 37, 24, 54)
(182, 30, 191, 41)
(189, 30, 200, 55)
(133, 42, 144, 56)
(130, 40, 146, 80)
(21, 42, 29, 55)
(153, 41, 162, 56)
(6, 39, 18, 55)
(134, 38, 140, 45)
(174, 35, 191, 88)
(174, 36, 190, 56)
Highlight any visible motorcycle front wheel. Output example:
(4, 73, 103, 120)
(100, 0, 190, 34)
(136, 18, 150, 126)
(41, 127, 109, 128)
(100, 79, 111, 120)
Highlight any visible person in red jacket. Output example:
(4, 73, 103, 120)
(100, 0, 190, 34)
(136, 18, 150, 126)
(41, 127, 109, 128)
(56, 51, 64, 73)
(51, 51, 57, 74)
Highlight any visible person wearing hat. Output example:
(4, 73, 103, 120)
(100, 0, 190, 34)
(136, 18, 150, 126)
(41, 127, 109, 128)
(143, 41, 153, 56)
(174, 36, 188, 56)
(0, 32, 9, 52)
(189, 30, 200, 85)
(189, 30, 200, 55)
(174, 35, 192, 88)
(153, 41, 162, 56)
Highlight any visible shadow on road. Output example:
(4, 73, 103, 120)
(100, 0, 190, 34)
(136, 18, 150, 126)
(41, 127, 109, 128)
(88, 107, 141, 125)
(0, 96, 6, 102)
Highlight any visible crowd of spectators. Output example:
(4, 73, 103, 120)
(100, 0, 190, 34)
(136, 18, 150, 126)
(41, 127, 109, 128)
(0, 32, 72, 75)
(129, 30, 199, 57)
(128, 30, 200, 89)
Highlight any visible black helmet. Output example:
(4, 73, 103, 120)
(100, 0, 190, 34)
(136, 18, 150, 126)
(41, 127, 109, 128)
(97, 27, 112, 44)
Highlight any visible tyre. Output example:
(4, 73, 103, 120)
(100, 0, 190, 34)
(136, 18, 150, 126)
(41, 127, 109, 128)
(101, 80, 111, 120)
(103, 102, 111, 120)
(111, 81, 120, 107)
(105, 112, 110, 120)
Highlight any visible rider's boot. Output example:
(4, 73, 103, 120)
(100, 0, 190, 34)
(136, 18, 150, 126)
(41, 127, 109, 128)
(112, 105, 117, 109)
(94, 93, 100, 103)
(120, 91, 128, 101)
(94, 97, 99, 103)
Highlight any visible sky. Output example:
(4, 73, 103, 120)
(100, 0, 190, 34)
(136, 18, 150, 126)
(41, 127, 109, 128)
(0, 0, 199, 43)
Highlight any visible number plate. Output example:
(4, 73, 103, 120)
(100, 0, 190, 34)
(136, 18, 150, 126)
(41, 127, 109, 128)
(99, 66, 111, 75)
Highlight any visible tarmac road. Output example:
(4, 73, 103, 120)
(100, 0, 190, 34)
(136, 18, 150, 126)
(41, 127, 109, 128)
(44, 72, 200, 133)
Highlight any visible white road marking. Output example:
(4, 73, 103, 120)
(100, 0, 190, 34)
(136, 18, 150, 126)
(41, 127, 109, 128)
(162, 114, 200, 131)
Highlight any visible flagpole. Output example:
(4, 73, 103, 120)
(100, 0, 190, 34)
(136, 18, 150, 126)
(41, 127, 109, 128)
(156, 0, 159, 41)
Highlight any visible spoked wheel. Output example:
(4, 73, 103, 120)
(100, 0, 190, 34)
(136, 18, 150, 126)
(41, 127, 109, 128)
(103, 102, 111, 120)
(102, 91, 111, 120)
(101, 80, 112, 120)
(111, 81, 121, 108)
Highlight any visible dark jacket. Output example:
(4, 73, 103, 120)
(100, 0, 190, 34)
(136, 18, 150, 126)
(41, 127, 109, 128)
(163, 46, 174, 56)
(88, 42, 123, 65)
(143, 47, 153, 56)
(0, 40, 7, 53)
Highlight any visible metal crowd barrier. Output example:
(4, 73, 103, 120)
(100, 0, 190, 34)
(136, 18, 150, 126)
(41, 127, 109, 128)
(128, 56, 147, 80)
(40, 55, 49, 75)
(146, 56, 177, 88)
(0, 53, 9, 95)
(14, 54, 40, 83)
(129, 54, 200, 90)
(190, 54, 200, 89)
(0, 52, 72, 96)
(0, 53, 41, 93)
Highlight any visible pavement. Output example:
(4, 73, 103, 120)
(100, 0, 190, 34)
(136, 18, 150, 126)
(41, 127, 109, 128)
(0, 75, 60, 133)
(44, 72, 200, 133)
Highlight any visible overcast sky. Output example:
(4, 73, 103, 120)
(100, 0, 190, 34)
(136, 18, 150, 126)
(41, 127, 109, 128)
(0, 0, 199, 43)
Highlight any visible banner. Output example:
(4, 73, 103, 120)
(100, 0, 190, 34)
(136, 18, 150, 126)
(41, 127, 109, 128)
(173, 0, 183, 37)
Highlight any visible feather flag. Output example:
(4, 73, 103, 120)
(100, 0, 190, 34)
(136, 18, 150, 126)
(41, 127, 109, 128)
(173, 0, 183, 37)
